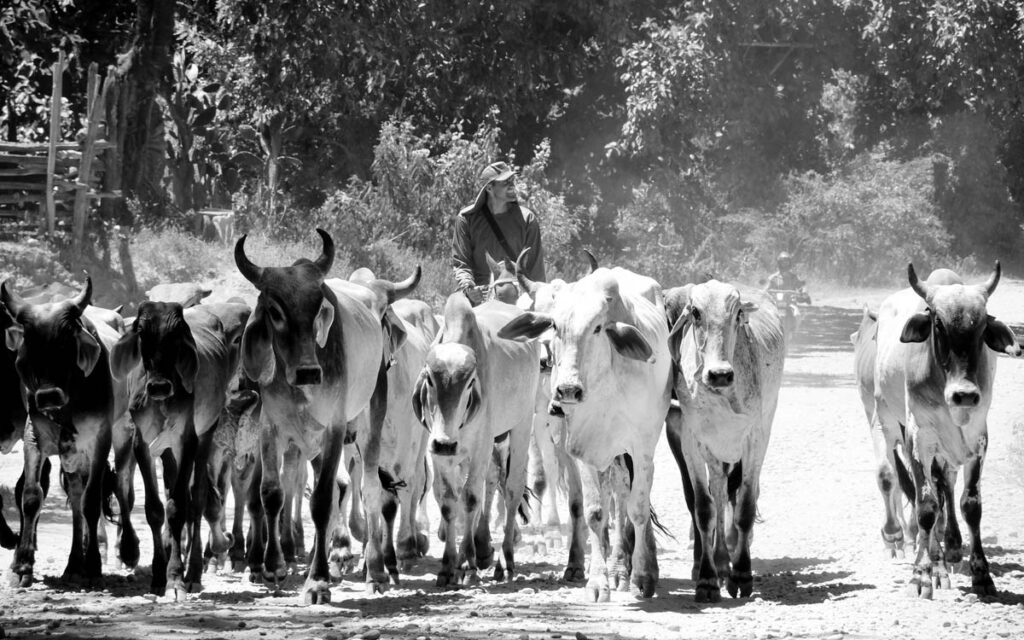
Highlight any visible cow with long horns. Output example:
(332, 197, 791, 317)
(869, 263, 1020, 598)
(0, 277, 125, 588)
(234, 229, 419, 602)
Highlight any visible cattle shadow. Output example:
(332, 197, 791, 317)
(782, 371, 856, 388)
(628, 556, 873, 613)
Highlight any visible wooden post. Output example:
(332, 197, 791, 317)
(45, 51, 65, 234)
(72, 63, 111, 252)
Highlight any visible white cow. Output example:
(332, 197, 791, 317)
(663, 280, 785, 602)
(413, 294, 539, 587)
(870, 263, 1019, 598)
(499, 267, 672, 601)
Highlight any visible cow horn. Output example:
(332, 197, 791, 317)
(907, 263, 934, 303)
(514, 248, 541, 298)
(583, 248, 599, 273)
(0, 279, 24, 317)
(979, 260, 1001, 299)
(71, 275, 93, 311)
(314, 228, 335, 275)
(380, 266, 422, 304)
(234, 235, 263, 285)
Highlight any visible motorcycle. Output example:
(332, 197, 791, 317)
(766, 289, 811, 344)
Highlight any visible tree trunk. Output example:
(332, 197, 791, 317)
(116, 0, 175, 219)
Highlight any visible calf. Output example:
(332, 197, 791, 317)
(871, 263, 1019, 598)
(110, 300, 250, 599)
(499, 267, 671, 600)
(414, 294, 539, 587)
(663, 281, 785, 602)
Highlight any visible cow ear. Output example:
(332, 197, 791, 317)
(110, 330, 141, 379)
(668, 307, 692, 339)
(5, 324, 23, 352)
(465, 379, 482, 424)
(497, 312, 553, 341)
(606, 322, 655, 362)
(383, 306, 408, 355)
(314, 298, 335, 348)
(177, 329, 200, 393)
(242, 306, 276, 384)
(900, 312, 932, 343)
(984, 316, 1022, 356)
(740, 300, 758, 321)
(412, 369, 429, 429)
(76, 326, 102, 377)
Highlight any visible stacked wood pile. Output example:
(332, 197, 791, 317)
(0, 54, 121, 246)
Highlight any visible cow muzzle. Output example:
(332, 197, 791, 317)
(946, 383, 981, 409)
(704, 366, 735, 389)
(429, 437, 458, 457)
(293, 365, 323, 386)
(146, 377, 174, 400)
(35, 387, 69, 411)
(555, 383, 584, 404)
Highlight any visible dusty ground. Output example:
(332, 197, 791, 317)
(2, 280, 1024, 640)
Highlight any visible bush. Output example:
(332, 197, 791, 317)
(748, 148, 953, 284)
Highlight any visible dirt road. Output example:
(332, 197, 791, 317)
(1, 281, 1023, 640)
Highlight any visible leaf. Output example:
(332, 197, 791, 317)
(191, 107, 217, 130)
(202, 82, 221, 93)
(185, 64, 199, 83)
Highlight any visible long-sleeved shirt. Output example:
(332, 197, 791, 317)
(451, 201, 546, 289)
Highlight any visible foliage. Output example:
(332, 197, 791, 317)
(749, 149, 952, 284)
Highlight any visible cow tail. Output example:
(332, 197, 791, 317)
(893, 450, 915, 503)
(518, 486, 538, 525)
(649, 507, 676, 541)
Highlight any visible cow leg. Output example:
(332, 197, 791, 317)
(258, 426, 287, 587)
(134, 435, 167, 595)
(328, 451, 356, 580)
(111, 417, 140, 570)
(458, 450, 491, 588)
(871, 406, 908, 558)
(561, 443, 586, 583)
(665, 405, 701, 581)
(433, 456, 460, 589)
(961, 442, 995, 596)
(381, 483, 400, 585)
(228, 461, 253, 573)
(496, 419, 531, 583)
(624, 455, 658, 599)
(475, 446, 501, 573)
(608, 461, 632, 591)
(685, 444, 720, 603)
(579, 460, 612, 603)
(183, 426, 214, 591)
(279, 444, 302, 574)
(938, 464, 963, 567)
(397, 450, 429, 571)
(9, 437, 45, 588)
(303, 421, 346, 604)
(245, 459, 266, 581)
(906, 438, 939, 600)
(164, 428, 198, 601)
(293, 460, 307, 560)
(203, 432, 234, 569)
(63, 469, 89, 583)
(727, 456, 763, 599)
(361, 372, 392, 595)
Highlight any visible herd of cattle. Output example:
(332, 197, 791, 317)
(0, 229, 1020, 608)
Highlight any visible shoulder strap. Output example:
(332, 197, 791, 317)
(478, 205, 518, 264)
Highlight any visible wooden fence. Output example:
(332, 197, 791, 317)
(0, 53, 121, 246)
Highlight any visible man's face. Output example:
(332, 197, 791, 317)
(487, 177, 517, 204)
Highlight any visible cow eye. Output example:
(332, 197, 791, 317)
(593, 324, 602, 334)
(691, 308, 702, 323)
(267, 305, 283, 324)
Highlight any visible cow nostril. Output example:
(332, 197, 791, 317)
(430, 440, 458, 457)
(294, 366, 323, 386)
(555, 384, 583, 404)
(35, 388, 68, 410)
(147, 379, 173, 399)
(707, 368, 735, 388)
(951, 390, 980, 407)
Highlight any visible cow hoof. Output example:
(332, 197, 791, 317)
(493, 565, 505, 582)
(231, 560, 247, 574)
(287, 561, 299, 575)
(972, 575, 997, 597)
(533, 542, 548, 556)
(476, 546, 495, 570)
(695, 582, 721, 603)
(388, 570, 401, 587)
(461, 570, 480, 587)
(893, 548, 905, 560)
(936, 573, 951, 590)
(727, 572, 753, 598)
(945, 547, 963, 564)
(584, 584, 611, 603)
(303, 581, 332, 605)
(905, 576, 933, 600)
(11, 571, 33, 589)
(248, 571, 263, 584)
(436, 571, 455, 589)
(563, 566, 586, 583)
(416, 532, 430, 555)
(631, 577, 657, 599)
(364, 580, 388, 595)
